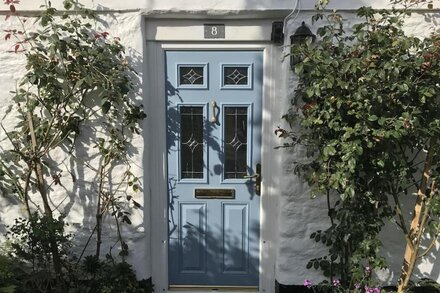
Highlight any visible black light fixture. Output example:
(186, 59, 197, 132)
(290, 21, 316, 68)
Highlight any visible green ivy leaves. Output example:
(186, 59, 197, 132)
(285, 2, 440, 286)
(0, 0, 147, 270)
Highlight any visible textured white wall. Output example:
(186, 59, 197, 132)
(1, 0, 438, 11)
(0, 10, 149, 279)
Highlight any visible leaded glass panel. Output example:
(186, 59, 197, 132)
(224, 107, 248, 179)
(179, 66, 204, 85)
(224, 66, 248, 85)
(180, 107, 204, 179)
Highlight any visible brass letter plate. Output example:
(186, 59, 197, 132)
(194, 188, 235, 199)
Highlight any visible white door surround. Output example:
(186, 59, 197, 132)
(143, 13, 288, 293)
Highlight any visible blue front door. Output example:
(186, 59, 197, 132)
(166, 51, 262, 287)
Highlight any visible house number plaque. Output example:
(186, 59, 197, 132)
(204, 24, 225, 39)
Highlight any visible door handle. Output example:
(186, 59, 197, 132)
(244, 163, 261, 196)
(244, 174, 259, 179)
(210, 100, 218, 123)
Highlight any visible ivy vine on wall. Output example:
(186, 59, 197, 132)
(280, 0, 440, 292)
(0, 0, 147, 291)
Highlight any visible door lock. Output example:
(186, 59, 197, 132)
(244, 163, 261, 195)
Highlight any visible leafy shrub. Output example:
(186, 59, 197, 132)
(0, 0, 148, 291)
(71, 254, 150, 293)
(0, 253, 21, 292)
(406, 279, 440, 293)
(3, 215, 152, 292)
(283, 0, 440, 289)
(6, 213, 71, 273)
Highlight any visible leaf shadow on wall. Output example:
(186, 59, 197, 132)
(416, 236, 440, 281)
(52, 38, 146, 259)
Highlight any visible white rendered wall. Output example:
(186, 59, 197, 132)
(2, 0, 439, 12)
(0, 11, 150, 280)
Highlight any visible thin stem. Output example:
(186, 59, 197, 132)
(417, 228, 439, 259)
(398, 137, 437, 292)
(21, 166, 33, 218)
(76, 224, 97, 265)
(390, 185, 410, 238)
(111, 203, 125, 262)
(325, 188, 335, 283)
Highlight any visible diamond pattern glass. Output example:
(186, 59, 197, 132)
(224, 67, 248, 85)
(224, 107, 247, 179)
(179, 66, 204, 85)
(181, 107, 204, 179)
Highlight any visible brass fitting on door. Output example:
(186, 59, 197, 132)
(244, 163, 261, 195)
(210, 100, 218, 123)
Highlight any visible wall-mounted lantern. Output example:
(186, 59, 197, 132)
(290, 21, 316, 68)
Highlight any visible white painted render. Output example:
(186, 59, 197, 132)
(0, 10, 150, 280)
(0, 0, 439, 291)
(3, 0, 440, 11)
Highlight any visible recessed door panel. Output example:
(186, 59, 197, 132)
(179, 203, 206, 273)
(166, 51, 262, 287)
(223, 203, 249, 273)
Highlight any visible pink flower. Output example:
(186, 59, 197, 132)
(303, 279, 313, 288)
(332, 279, 341, 287)
(4, 0, 20, 4)
(364, 285, 381, 293)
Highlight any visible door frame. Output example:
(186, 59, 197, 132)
(144, 17, 286, 293)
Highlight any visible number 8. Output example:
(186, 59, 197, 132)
(211, 26, 218, 36)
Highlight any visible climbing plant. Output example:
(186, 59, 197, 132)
(281, 0, 440, 291)
(0, 0, 146, 290)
